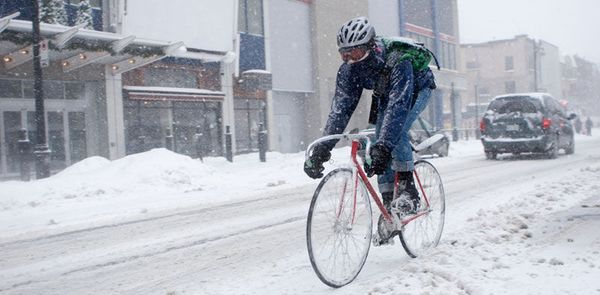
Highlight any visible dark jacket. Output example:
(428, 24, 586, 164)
(585, 118, 593, 128)
(322, 37, 435, 150)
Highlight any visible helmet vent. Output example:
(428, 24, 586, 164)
(336, 16, 376, 49)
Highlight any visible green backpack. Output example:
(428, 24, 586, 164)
(380, 36, 440, 71)
(367, 37, 440, 125)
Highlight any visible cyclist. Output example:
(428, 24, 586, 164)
(304, 17, 437, 225)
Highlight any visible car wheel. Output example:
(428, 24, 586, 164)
(438, 141, 449, 157)
(485, 151, 497, 160)
(546, 135, 559, 159)
(565, 135, 575, 155)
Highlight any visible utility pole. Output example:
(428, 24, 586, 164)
(32, 0, 51, 178)
(474, 84, 481, 138)
(533, 40, 538, 92)
(532, 39, 544, 92)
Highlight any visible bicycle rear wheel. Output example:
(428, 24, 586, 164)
(399, 160, 445, 258)
(306, 168, 372, 288)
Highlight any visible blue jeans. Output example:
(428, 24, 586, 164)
(375, 87, 432, 194)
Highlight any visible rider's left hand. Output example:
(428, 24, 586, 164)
(304, 144, 331, 179)
(367, 142, 392, 176)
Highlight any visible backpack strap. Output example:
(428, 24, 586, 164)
(424, 47, 441, 70)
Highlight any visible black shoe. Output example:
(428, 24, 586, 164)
(393, 190, 420, 215)
(376, 192, 396, 246)
(396, 171, 420, 215)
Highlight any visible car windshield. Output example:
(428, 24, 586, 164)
(487, 96, 543, 114)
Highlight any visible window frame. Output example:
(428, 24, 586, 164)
(505, 56, 514, 71)
(238, 0, 264, 36)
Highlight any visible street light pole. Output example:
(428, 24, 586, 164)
(474, 84, 481, 138)
(533, 39, 541, 92)
(32, 0, 51, 178)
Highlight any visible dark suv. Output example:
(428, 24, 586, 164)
(480, 93, 576, 159)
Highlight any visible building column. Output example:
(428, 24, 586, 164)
(62, 110, 71, 166)
(398, 0, 406, 36)
(221, 60, 236, 154)
(430, 0, 444, 129)
(262, 0, 277, 152)
(104, 65, 126, 159)
(0, 111, 6, 174)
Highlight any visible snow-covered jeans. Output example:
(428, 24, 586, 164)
(376, 87, 432, 194)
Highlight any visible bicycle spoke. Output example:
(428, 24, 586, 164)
(307, 168, 372, 287)
(400, 161, 445, 258)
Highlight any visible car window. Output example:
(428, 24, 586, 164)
(544, 96, 557, 114)
(488, 96, 542, 114)
(544, 96, 566, 117)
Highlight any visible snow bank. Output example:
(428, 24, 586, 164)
(367, 161, 600, 294)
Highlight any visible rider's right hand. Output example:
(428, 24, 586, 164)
(304, 144, 331, 179)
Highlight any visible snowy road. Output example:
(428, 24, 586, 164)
(1, 135, 599, 294)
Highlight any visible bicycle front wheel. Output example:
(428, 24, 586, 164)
(399, 160, 445, 258)
(306, 168, 372, 288)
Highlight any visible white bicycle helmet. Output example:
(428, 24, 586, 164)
(336, 17, 376, 49)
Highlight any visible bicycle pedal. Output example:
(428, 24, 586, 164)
(373, 235, 394, 247)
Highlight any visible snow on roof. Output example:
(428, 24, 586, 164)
(242, 69, 272, 75)
(6, 20, 225, 62)
(493, 92, 552, 100)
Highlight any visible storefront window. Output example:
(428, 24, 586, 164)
(43, 81, 64, 100)
(48, 112, 66, 169)
(3, 111, 22, 173)
(65, 82, 85, 100)
(144, 68, 197, 88)
(68, 112, 87, 163)
(26, 111, 38, 147)
(124, 101, 165, 154)
(124, 99, 223, 157)
(23, 81, 34, 98)
(0, 80, 22, 98)
(234, 98, 266, 153)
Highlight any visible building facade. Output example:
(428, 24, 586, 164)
(561, 55, 600, 116)
(2, 0, 469, 178)
(370, 0, 465, 130)
(0, 1, 226, 178)
(274, 0, 466, 153)
(461, 35, 563, 123)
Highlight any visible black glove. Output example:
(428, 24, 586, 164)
(304, 144, 331, 179)
(366, 142, 392, 177)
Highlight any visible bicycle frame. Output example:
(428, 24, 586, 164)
(349, 140, 430, 226)
(306, 133, 432, 228)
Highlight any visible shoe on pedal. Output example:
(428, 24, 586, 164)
(392, 190, 420, 216)
(395, 171, 421, 215)
(374, 214, 395, 246)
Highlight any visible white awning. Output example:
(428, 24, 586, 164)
(0, 17, 227, 75)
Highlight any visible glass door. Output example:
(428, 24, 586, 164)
(3, 111, 22, 173)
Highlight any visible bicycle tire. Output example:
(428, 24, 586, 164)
(399, 160, 445, 258)
(306, 168, 372, 288)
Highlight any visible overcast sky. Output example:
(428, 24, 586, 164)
(458, 0, 600, 64)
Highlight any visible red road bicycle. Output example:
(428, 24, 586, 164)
(305, 132, 445, 288)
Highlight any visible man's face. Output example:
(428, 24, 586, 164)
(339, 46, 370, 64)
